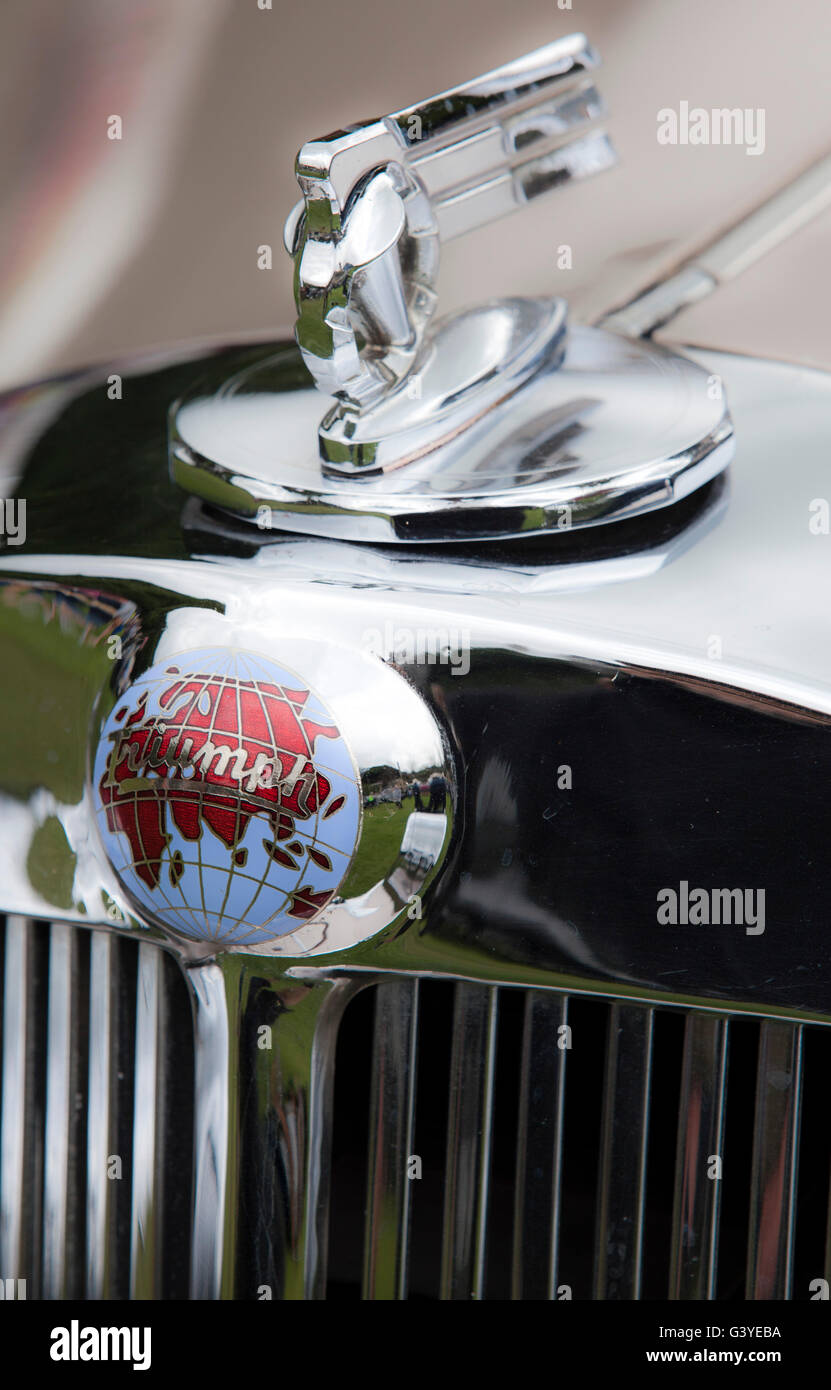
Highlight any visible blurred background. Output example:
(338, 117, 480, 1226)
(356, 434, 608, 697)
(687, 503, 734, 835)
(1, 0, 830, 391)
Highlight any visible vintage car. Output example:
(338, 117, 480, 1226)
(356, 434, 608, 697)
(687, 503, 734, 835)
(0, 23, 830, 1309)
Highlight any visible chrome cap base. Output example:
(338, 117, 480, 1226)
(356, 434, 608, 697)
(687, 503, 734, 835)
(169, 311, 734, 545)
(318, 297, 568, 475)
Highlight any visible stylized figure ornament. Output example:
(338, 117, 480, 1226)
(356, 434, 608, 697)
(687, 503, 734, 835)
(171, 34, 734, 543)
(281, 35, 614, 473)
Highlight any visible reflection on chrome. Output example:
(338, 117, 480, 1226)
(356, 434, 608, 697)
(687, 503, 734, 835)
(399, 810, 448, 871)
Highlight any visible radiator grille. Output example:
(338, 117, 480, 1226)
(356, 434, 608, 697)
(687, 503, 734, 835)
(328, 980, 831, 1300)
(0, 916, 193, 1299)
(2, 916, 831, 1300)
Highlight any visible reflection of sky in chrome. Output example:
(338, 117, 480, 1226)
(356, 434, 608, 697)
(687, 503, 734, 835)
(156, 617, 444, 773)
(328, 684, 440, 770)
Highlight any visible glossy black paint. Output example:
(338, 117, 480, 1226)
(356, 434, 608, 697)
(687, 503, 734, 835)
(431, 653, 831, 1016)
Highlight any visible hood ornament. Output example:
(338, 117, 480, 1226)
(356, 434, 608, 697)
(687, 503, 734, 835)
(170, 34, 733, 542)
(282, 35, 611, 474)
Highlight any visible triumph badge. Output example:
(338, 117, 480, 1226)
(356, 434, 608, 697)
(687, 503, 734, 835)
(93, 648, 361, 948)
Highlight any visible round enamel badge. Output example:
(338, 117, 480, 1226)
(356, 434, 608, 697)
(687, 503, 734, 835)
(92, 648, 361, 947)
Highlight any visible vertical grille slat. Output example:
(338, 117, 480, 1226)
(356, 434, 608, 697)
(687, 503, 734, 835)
(511, 990, 568, 1300)
(362, 978, 419, 1301)
(746, 1020, 804, 1300)
(669, 1013, 729, 1300)
(594, 1003, 654, 1300)
(0, 917, 37, 1284)
(189, 961, 232, 1301)
(129, 942, 164, 1299)
(440, 983, 498, 1300)
(85, 932, 121, 1298)
(42, 922, 87, 1298)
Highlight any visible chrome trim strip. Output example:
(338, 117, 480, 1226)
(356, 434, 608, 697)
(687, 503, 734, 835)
(86, 931, 118, 1298)
(130, 942, 161, 1298)
(594, 1003, 654, 1300)
(362, 978, 419, 1300)
(598, 150, 831, 336)
(42, 922, 80, 1299)
(596, 266, 715, 339)
(511, 990, 568, 1300)
(0, 916, 29, 1279)
(669, 1014, 729, 1300)
(746, 1020, 803, 1300)
(440, 983, 498, 1300)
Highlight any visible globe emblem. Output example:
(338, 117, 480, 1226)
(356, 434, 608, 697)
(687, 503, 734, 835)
(92, 648, 361, 947)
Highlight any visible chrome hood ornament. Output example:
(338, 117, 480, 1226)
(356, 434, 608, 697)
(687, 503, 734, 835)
(281, 35, 611, 472)
(170, 34, 733, 541)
